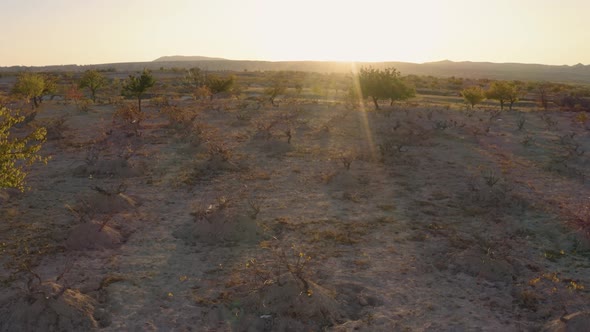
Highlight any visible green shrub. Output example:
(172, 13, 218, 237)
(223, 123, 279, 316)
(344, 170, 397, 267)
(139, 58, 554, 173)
(0, 107, 47, 191)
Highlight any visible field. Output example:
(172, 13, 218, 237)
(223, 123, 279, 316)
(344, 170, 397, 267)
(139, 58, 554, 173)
(1, 74, 590, 331)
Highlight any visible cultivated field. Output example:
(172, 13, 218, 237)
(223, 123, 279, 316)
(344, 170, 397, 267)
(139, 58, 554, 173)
(1, 80, 590, 331)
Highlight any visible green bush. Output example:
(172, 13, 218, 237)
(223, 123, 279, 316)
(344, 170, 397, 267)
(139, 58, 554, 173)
(0, 107, 47, 191)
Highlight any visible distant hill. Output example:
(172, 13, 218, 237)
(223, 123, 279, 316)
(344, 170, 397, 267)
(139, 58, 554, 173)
(153, 55, 228, 62)
(2, 56, 590, 84)
(416, 60, 590, 84)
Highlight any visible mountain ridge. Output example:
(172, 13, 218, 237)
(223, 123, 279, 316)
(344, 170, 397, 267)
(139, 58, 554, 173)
(2, 57, 590, 84)
(153, 55, 228, 62)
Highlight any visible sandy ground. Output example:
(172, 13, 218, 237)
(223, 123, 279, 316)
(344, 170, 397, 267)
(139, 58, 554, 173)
(1, 97, 590, 331)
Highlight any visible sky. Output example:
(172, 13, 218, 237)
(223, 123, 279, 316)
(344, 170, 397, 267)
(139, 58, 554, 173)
(1, 0, 589, 66)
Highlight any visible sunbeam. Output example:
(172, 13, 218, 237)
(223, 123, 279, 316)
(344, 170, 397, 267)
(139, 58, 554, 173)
(350, 62, 378, 161)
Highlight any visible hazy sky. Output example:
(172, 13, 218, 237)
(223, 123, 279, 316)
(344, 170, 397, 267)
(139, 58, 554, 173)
(1, 0, 589, 66)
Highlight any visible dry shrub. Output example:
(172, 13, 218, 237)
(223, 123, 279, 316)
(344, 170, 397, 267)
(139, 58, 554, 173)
(161, 106, 206, 146)
(194, 86, 212, 101)
(161, 105, 198, 130)
(207, 141, 233, 163)
(65, 221, 122, 251)
(185, 122, 205, 147)
(37, 116, 68, 141)
(113, 103, 142, 124)
(77, 99, 92, 112)
(339, 151, 356, 170)
(220, 242, 348, 330)
(112, 103, 143, 135)
(253, 120, 277, 140)
(108, 96, 125, 106)
(172, 197, 260, 246)
(273, 117, 295, 144)
(151, 95, 170, 108)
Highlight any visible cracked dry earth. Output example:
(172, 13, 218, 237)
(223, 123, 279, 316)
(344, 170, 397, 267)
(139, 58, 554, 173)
(1, 98, 590, 331)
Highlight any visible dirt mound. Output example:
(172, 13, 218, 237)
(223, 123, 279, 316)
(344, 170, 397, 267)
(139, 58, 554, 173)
(451, 248, 515, 283)
(0, 282, 98, 331)
(201, 157, 241, 173)
(259, 140, 293, 158)
(326, 170, 362, 189)
(72, 159, 142, 178)
(66, 221, 122, 250)
(330, 315, 397, 332)
(76, 191, 138, 215)
(173, 210, 260, 246)
(236, 273, 346, 331)
(333, 282, 384, 318)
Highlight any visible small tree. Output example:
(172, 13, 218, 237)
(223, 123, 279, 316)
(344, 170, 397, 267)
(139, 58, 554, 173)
(65, 84, 83, 105)
(461, 86, 486, 109)
(12, 73, 45, 109)
(79, 70, 107, 103)
(537, 83, 550, 111)
(357, 67, 414, 110)
(506, 84, 521, 111)
(0, 107, 47, 191)
(265, 73, 287, 106)
(486, 81, 520, 110)
(528, 81, 558, 111)
(185, 67, 205, 88)
(358, 67, 390, 110)
(121, 69, 156, 113)
(39, 74, 58, 103)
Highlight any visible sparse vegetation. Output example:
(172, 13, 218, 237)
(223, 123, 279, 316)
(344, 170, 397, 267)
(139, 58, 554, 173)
(1, 66, 590, 332)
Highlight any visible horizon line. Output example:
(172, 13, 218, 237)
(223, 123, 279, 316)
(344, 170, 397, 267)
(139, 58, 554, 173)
(0, 56, 587, 68)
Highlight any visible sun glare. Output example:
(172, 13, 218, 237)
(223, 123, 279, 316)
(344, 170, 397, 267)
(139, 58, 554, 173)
(0, 0, 589, 65)
(232, 0, 451, 63)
